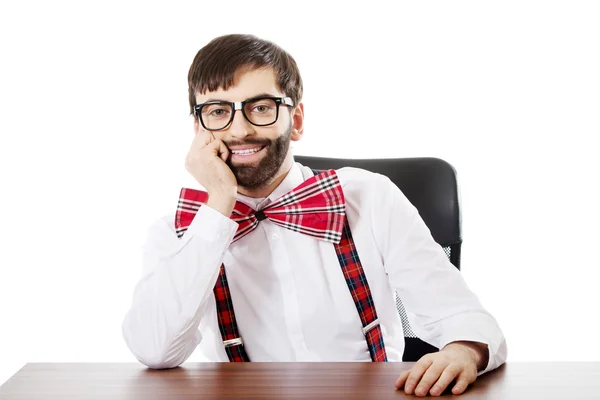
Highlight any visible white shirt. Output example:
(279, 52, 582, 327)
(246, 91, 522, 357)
(122, 162, 507, 373)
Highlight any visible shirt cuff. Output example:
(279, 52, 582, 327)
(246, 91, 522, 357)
(436, 312, 508, 375)
(183, 204, 239, 245)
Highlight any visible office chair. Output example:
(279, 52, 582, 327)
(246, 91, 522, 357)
(294, 156, 462, 362)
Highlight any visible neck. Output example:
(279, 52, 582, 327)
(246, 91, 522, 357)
(237, 156, 294, 198)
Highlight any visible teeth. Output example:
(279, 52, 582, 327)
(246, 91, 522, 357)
(231, 147, 262, 155)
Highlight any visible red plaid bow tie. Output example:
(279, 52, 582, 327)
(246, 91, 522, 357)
(176, 169, 346, 243)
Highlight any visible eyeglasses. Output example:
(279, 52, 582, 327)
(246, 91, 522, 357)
(194, 96, 294, 131)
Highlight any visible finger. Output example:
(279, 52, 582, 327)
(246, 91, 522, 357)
(203, 138, 230, 162)
(414, 361, 448, 397)
(192, 128, 213, 148)
(428, 365, 461, 397)
(215, 139, 230, 163)
(403, 357, 434, 395)
(451, 369, 477, 395)
(394, 370, 410, 389)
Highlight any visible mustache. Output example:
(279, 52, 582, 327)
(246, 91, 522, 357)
(225, 138, 271, 148)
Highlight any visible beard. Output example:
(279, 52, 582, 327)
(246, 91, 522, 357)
(225, 123, 292, 190)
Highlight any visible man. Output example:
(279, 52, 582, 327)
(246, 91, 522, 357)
(122, 34, 507, 397)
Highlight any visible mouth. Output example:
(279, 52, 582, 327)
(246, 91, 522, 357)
(229, 145, 267, 163)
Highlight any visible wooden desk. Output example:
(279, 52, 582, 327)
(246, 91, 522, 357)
(0, 362, 598, 399)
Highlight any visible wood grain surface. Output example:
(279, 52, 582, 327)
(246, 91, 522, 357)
(1, 362, 599, 399)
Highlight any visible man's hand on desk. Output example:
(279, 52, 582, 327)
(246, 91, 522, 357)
(395, 341, 489, 397)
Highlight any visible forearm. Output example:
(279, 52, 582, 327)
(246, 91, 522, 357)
(121, 246, 219, 368)
(122, 207, 237, 368)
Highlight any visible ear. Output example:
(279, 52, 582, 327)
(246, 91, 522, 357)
(290, 102, 304, 142)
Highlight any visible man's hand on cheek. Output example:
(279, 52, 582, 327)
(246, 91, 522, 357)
(395, 341, 489, 397)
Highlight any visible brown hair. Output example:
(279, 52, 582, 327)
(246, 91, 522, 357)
(188, 34, 303, 116)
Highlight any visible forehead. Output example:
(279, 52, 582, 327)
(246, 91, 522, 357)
(195, 67, 283, 103)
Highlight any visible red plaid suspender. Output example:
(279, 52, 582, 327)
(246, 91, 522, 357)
(333, 220, 388, 362)
(214, 265, 250, 362)
(175, 189, 250, 361)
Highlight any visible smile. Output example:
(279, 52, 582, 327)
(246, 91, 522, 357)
(230, 146, 265, 155)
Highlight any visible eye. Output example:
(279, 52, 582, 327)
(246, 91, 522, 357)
(210, 109, 228, 116)
(253, 104, 272, 113)
(203, 104, 231, 119)
(247, 98, 277, 114)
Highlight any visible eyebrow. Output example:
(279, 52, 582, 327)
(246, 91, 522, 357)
(204, 93, 278, 103)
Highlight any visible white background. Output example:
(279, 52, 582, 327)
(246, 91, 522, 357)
(1, 0, 599, 386)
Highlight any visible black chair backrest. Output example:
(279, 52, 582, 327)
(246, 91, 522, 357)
(294, 156, 463, 360)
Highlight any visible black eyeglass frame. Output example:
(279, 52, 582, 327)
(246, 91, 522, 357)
(194, 96, 294, 131)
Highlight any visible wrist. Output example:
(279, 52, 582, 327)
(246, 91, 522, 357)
(443, 341, 489, 372)
(206, 192, 236, 217)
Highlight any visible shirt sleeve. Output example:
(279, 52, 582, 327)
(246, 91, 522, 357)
(371, 174, 507, 374)
(121, 205, 238, 369)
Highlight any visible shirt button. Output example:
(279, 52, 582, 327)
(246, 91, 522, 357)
(271, 233, 280, 240)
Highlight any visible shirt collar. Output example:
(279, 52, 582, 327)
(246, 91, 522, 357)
(236, 162, 305, 210)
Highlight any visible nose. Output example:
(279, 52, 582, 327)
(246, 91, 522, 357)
(227, 107, 255, 140)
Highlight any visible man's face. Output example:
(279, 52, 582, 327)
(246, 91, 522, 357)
(194, 67, 303, 190)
